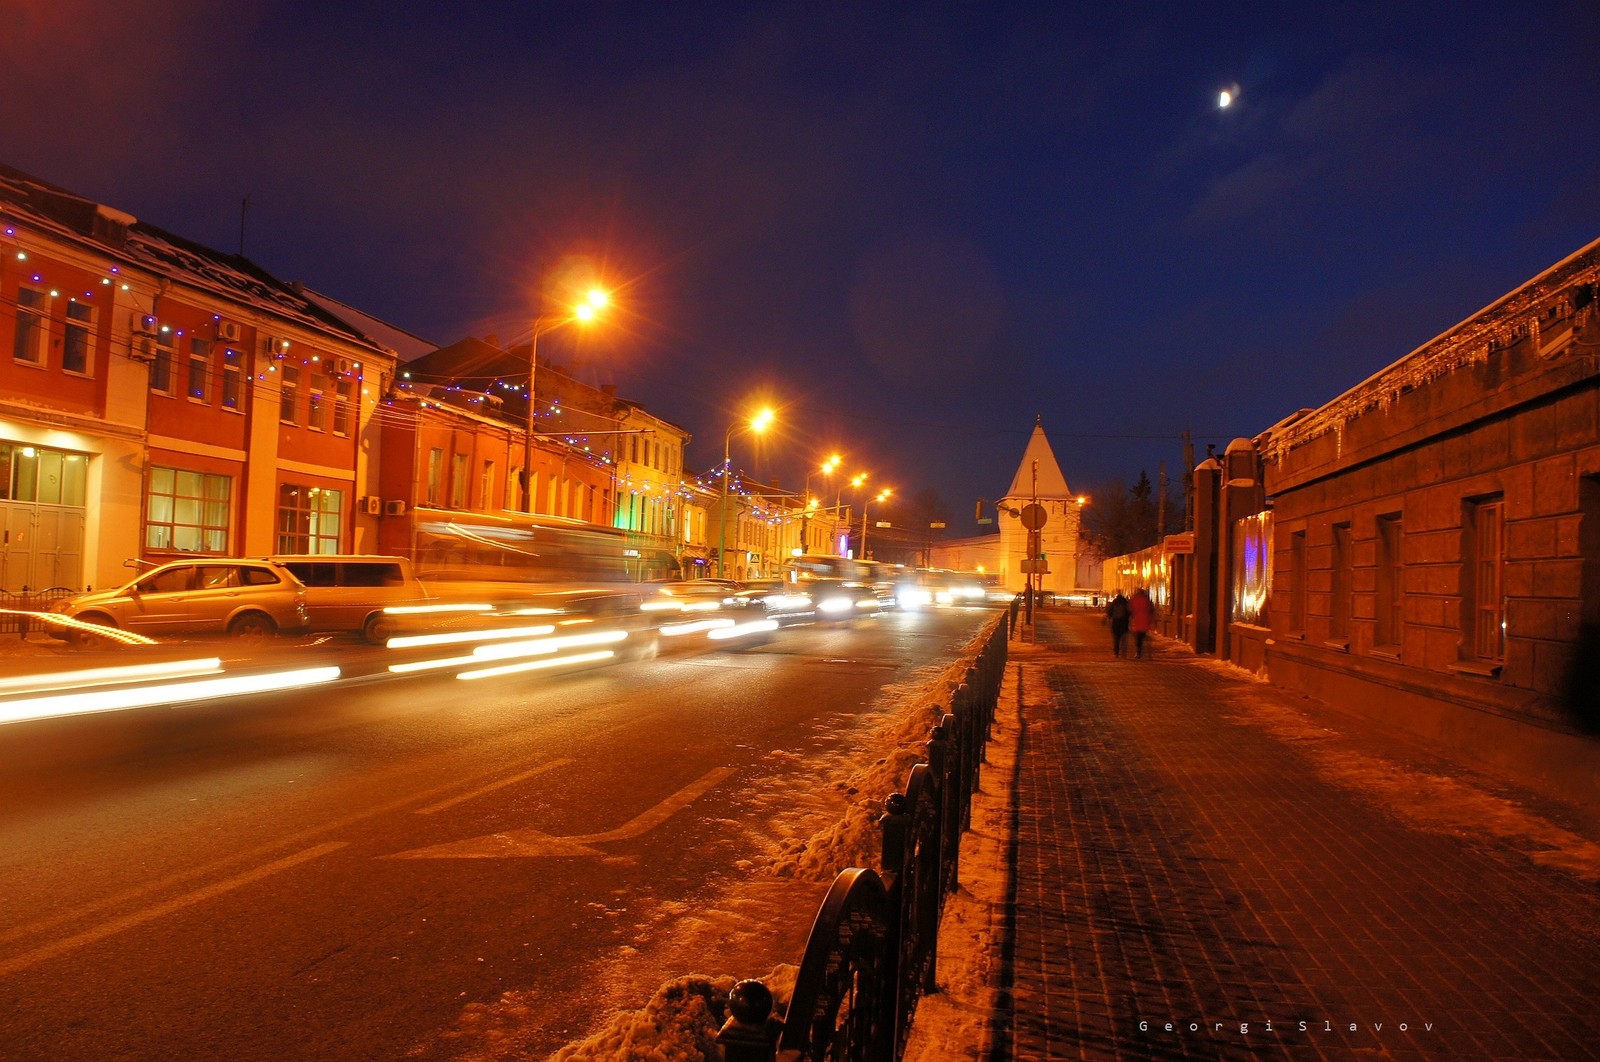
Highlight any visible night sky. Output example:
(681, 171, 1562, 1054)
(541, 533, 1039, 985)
(5, 1, 1599, 534)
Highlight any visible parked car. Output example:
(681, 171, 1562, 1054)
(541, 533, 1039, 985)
(269, 554, 432, 644)
(48, 559, 309, 643)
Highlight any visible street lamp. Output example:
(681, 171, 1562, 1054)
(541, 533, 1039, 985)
(860, 488, 891, 560)
(522, 287, 610, 512)
(801, 454, 842, 555)
(718, 407, 775, 579)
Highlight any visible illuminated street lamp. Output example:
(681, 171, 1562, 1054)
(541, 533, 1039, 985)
(719, 406, 775, 579)
(522, 286, 611, 512)
(805, 454, 842, 507)
(801, 454, 842, 555)
(860, 488, 891, 560)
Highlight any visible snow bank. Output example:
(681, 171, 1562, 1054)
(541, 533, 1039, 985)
(539, 619, 1004, 1061)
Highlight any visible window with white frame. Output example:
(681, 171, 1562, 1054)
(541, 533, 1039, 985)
(280, 363, 300, 423)
(450, 452, 469, 507)
(63, 299, 95, 374)
(332, 378, 352, 436)
(276, 483, 343, 554)
(426, 448, 444, 506)
(146, 466, 232, 553)
(13, 286, 48, 365)
(308, 372, 328, 431)
(221, 347, 244, 411)
(151, 329, 177, 395)
(187, 338, 210, 402)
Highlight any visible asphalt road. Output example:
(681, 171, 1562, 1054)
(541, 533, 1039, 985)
(0, 606, 995, 1061)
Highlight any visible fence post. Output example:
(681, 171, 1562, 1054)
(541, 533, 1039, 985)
(716, 979, 781, 1062)
(880, 792, 907, 881)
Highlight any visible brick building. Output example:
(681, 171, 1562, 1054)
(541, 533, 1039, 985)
(1109, 236, 1600, 817)
(0, 162, 396, 593)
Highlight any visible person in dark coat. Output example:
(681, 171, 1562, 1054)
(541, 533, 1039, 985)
(1106, 592, 1130, 657)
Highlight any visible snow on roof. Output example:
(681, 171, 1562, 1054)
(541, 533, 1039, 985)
(0, 161, 385, 355)
(298, 287, 438, 361)
(1261, 233, 1600, 460)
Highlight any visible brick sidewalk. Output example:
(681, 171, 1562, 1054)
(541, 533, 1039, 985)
(997, 609, 1600, 1061)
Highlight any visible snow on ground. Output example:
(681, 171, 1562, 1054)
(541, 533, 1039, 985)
(436, 617, 1008, 1062)
(1189, 656, 1600, 884)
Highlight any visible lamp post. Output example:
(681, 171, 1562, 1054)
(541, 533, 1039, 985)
(522, 287, 609, 513)
(718, 407, 775, 579)
(860, 488, 891, 560)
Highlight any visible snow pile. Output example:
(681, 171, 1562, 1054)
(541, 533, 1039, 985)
(535, 620, 1004, 1061)
(548, 966, 798, 1062)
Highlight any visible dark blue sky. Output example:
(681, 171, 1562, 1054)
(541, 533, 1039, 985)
(5, 1, 1598, 532)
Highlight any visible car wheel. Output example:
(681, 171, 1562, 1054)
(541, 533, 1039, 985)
(624, 631, 661, 661)
(66, 613, 118, 648)
(362, 612, 394, 646)
(228, 612, 277, 643)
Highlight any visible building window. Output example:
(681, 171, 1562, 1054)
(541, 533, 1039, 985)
(151, 330, 177, 395)
(332, 378, 352, 436)
(146, 467, 231, 553)
(13, 286, 48, 365)
(1289, 529, 1307, 634)
(308, 372, 328, 431)
(1375, 514, 1403, 650)
(187, 338, 211, 402)
(63, 300, 95, 375)
(1330, 522, 1352, 643)
(276, 483, 343, 554)
(1, 443, 87, 506)
(221, 347, 244, 411)
(450, 452, 469, 507)
(426, 448, 444, 506)
(280, 364, 300, 423)
(1463, 496, 1505, 664)
(480, 460, 494, 510)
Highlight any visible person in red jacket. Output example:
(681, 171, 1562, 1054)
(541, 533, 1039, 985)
(1129, 586, 1156, 659)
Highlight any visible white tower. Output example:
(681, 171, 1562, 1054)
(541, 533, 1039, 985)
(998, 420, 1084, 594)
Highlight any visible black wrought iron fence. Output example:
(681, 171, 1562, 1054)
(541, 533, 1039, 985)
(0, 587, 76, 637)
(718, 604, 1013, 1062)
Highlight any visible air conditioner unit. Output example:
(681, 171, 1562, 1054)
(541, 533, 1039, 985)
(332, 357, 354, 375)
(217, 321, 242, 341)
(361, 495, 382, 515)
(131, 312, 157, 335)
(383, 500, 408, 516)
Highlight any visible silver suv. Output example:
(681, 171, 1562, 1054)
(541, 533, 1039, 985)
(268, 555, 431, 643)
(50, 559, 309, 643)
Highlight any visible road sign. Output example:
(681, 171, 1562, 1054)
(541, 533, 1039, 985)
(1020, 558, 1050, 574)
(1020, 503, 1047, 530)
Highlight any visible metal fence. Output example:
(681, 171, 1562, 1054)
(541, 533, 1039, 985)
(717, 605, 1012, 1062)
(0, 587, 75, 637)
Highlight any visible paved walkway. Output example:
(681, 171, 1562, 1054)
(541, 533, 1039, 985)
(995, 609, 1600, 1061)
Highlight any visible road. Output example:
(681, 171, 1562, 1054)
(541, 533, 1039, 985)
(0, 605, 995, 1060)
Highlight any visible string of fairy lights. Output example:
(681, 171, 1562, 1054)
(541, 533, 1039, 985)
(1, 210, 840, 537)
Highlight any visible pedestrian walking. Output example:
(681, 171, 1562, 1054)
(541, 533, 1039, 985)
(1106, 591, 1130, 657)
(1129, 586, 1156, 658)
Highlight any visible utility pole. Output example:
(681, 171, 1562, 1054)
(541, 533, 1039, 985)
(1181, 429, 1195, 532)
(1158, 460, 1167, 538)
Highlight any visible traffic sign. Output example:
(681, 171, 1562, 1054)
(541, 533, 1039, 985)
(1020, 503, 1047, 530)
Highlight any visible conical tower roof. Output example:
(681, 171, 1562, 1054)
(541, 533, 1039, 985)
(1004, 420, 1072, 499)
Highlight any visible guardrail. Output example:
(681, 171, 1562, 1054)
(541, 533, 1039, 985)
(0, 587, 75, 637)
(718, 605, 1013, 1062)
